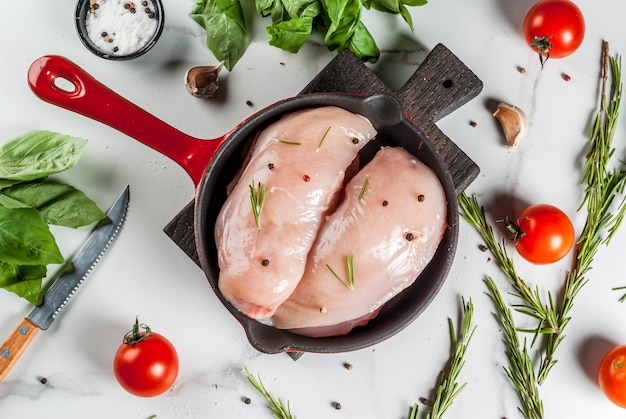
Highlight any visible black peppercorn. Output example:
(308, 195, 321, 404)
(382, 200, 388, 207)
(405, 233, 414, 241)
(261, 259, 270, 266)
(417, 194, 425, 202)
(268, 163, 274, 170)
(351, 138, 359, 144)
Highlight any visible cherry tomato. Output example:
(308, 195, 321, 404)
(522, 0, 585, 66)
(599, 344, 626, 408)
(507, 204, 575, 264)
(113, 318, 179, 397)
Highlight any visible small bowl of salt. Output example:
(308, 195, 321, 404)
(75, 0, 164, 60)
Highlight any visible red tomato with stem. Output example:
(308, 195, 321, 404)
(599, 344, 626, 408)
(504, 204, 575, 264)
(523, 0, 585, 67)
(113, 318, 179, 397)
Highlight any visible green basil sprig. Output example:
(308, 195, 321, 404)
(0, 130, 106, 304)
(191, 0, 427, 70)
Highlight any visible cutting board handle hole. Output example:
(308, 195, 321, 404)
(441, 79, 453, 89)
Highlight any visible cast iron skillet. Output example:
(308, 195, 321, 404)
(27, 45, 482, 357)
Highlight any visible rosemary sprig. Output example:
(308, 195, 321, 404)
(244, 301, 473, 419)
(458, 41, 625, 417)
(277, 139, 302, 145)
(245, 367, 297, 419)
(485, 278, 543, 419)
(326, 254, 355, 290)
(409, 298, 475, 419)
(457, 193, 559, 337)
(249, 181, 268, 233)
(317, 126, 331, 149)
(458, 194, 545, 419)
(358, 175, 369, 202)
(537, 42, 624, 384)
(613, 286, 626, 303)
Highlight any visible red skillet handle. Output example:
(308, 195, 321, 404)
(28, 55, 224, 186)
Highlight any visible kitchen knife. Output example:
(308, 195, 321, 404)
(0, 186, 130, 382)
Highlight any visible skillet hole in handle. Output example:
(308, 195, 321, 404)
(52, 76, 80, 96)
(29, 56, 91, 107)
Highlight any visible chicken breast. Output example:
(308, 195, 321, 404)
(271, 147, 447, 336)
(215, 106, 377, 319)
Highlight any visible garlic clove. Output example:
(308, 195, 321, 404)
(185, 63, 222, 98)
(493, 102, 528, 148)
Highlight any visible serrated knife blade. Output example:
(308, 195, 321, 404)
(0, 185, 130, 381)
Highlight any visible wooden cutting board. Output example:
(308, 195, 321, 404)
(164, 44, 482, 267)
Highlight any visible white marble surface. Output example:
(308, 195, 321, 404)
(2, 0, 626, 418)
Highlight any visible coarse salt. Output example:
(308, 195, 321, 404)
(86, 0, 158, 56)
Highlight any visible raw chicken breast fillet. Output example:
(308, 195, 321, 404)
(271, 147, 447, 336)
(215, 106, 377, 319)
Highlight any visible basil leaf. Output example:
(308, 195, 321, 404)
(321, 0, 361, 51)
(0, 179, 22, 190)
(399, 3, 414, 32)
(0, 205, 64, 266)
(0, 193, 29, 209)
(192, 0, 248, 71)
(360, 0, 426, 15)
(267, 17, 314, 53)
(2, 182, 106, 228)
(362, 0, 421, 31)
(282, 0, 321, 18)
(0, 261, 46, 304)
(403, 0, 427, 6)
(367, 0, 401, 13)
(255, 0, 275, 16)
(195, 0, 427, 68)
(347, 21, 380, 63)
(271, 0, 287, 24)
(267, 0, 319, 25)
(0, 131, 87, 181)
(300, 1, 322, 18)
(0, 131, 105, 304)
